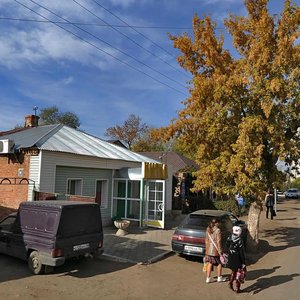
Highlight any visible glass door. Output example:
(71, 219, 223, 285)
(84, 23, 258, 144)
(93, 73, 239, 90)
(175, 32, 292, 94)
(145, 180, 165, 229)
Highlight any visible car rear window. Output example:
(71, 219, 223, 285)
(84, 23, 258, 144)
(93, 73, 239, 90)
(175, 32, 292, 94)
(183, 215, 214, 227)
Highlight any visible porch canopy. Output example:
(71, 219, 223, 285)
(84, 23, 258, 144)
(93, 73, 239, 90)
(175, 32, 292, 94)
(118, 162, 168, 180)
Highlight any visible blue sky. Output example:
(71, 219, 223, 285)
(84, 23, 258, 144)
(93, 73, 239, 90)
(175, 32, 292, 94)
(0, 0, 298, 138)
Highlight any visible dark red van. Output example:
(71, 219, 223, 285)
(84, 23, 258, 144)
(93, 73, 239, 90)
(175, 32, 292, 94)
(0, 201, 103, 274)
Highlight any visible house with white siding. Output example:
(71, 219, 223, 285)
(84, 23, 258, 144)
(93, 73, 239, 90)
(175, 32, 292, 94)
(0, 115, 171, 228)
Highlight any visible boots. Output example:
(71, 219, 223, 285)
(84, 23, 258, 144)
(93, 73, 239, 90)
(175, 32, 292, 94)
(229, 272, 235, 291)
(236, 280, 241, 293)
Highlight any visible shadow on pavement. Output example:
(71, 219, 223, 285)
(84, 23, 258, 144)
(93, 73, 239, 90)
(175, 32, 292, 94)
(245, 265, 281, 280)
(243, 272, 300, 294)
(262, 226, 300, 248)
(103, 234, 170, 263)
(246, 226, 299, 266)
(55, 256, 135, 278)
(0, 254, 136, 283)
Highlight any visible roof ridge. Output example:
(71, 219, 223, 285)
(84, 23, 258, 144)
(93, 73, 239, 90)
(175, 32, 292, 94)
(34, 124, 64, 147)
(0, 126, 30, 137)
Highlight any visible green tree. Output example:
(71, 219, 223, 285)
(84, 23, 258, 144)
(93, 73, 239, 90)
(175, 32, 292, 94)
(39, 106, 81, 129)
(105, 114, 148, 150)
(131, 128, 165, 152)
(167, 0, 300, 251)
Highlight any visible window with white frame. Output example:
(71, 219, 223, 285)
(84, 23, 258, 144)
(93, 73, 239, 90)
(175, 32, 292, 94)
(67, 179, 82, 195)
(95, 180, 108, 208)
(112, 179, 141, 220)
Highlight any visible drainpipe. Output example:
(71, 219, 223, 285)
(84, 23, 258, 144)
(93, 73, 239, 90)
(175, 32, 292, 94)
(140, 178, 145, 227)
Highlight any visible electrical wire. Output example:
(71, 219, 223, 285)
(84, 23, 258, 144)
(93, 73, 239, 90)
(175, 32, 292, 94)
(13, 0, 188, 97)
(88, 0, 177, 58)
(0, 16, 195, 30)
(73, 0, 188, 78)
(27, 0, 186, 89)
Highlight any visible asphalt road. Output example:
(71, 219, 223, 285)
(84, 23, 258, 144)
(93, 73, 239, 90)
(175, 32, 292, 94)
(0, 197, 299, 300)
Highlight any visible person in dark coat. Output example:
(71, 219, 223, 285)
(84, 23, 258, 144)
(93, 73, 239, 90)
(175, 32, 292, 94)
(226, 226, 246, 293)
(264, 189, 275, 219)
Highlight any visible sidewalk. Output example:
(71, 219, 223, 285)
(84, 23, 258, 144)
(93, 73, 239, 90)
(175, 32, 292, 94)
(100, 199, 300, 299)
(102, 214, 185, 264)
(101, 210, 248, 265)
(100, 197, 287, 266)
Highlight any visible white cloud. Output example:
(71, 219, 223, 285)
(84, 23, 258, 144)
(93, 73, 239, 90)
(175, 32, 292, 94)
(0, 24, 121, 70)
(108, 0, 151, 9)
(63, 76, 74, 85)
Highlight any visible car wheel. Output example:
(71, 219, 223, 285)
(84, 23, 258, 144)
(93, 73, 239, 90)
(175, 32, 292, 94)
(28, 251, 45, 275)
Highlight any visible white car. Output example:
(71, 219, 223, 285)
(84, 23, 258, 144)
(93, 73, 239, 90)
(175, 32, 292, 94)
(285, 188, 300, 199)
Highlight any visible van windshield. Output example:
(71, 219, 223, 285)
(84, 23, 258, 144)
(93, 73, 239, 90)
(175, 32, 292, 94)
(58, 205, 101, 237)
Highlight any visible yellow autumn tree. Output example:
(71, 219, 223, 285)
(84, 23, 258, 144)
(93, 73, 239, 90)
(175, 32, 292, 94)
(168, 0, 300, 251)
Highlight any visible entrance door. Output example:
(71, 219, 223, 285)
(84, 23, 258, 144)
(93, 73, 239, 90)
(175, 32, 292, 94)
(145, 180, 165, 229)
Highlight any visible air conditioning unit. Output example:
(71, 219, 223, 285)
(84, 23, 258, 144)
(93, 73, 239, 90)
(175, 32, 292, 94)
(0, 139, 15, 154)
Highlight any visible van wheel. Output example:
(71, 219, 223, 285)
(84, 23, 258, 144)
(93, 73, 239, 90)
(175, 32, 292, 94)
(28, 251, 45, 275)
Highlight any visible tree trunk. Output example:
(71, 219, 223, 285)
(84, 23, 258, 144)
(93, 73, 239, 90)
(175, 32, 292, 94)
(246, 201, 262, 252)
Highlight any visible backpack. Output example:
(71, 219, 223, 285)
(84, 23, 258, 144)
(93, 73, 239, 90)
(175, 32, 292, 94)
(265, 194, 274, 207)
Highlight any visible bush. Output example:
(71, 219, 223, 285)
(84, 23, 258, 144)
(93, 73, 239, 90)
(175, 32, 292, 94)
(182, 195, 216, 213)
(182, 195, 245, 216)
(214, 199, 240, 215)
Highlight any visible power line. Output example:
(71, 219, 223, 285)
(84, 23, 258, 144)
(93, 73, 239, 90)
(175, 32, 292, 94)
(73, 0, 188, 78)
(0, 16, 195, 30)
(89, 0, 176, 58)
(27, 0, 186, 89)
(13, 0, 188, 97)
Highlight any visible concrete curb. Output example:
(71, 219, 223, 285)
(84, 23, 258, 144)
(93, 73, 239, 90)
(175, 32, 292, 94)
(141, 250, 173, 265)
(101, 253, 138, 264)
(101, 250, 173, 265)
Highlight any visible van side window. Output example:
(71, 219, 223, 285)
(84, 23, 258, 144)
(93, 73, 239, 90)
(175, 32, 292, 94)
(0, 216, 16, 231)
(45, 212, 59, 232)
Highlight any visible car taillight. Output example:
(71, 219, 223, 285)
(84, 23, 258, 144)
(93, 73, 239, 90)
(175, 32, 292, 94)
(172, 234, 204, 244)
(172, 234, 179, 241)
(98, 240, 103, 248)
(52, 248, 64, 257)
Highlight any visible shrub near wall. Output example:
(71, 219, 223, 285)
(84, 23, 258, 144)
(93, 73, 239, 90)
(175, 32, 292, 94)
(214, 199, 240, 216)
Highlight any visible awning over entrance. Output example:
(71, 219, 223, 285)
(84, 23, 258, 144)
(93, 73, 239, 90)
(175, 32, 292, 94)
(117, 162, 168, 180)
(142, 162, 168, 180)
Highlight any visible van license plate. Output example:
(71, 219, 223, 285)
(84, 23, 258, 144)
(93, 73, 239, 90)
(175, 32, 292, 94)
(73, 243, 90, 251)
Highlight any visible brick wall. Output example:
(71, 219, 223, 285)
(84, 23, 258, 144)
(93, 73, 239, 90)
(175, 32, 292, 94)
(0, 153, 31, 209)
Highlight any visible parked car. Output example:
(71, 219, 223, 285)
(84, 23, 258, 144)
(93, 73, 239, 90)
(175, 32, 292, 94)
(284, 188, 300, 199)
(0, 201, 103, 274)
(171, 209, 247, 258)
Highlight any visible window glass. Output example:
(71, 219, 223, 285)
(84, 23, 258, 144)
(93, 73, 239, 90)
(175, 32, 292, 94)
(184, 215, 213, 227)
(113, 180, 126, 198)
(155, 182, 163, 190)
(127, 181, 140, 199)
(126, 200, 140, 219)
(0, 216, 16, 231)
(67, 179, 82, 195)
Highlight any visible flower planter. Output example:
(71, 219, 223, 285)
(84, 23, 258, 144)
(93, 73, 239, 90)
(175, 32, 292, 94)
(114, 220, 130, 236)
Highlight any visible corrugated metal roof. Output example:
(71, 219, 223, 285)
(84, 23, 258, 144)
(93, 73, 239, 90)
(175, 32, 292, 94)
(0, 124, 159, 164)
(138, 151, 198, 173)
